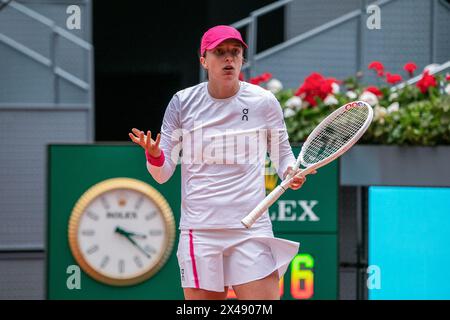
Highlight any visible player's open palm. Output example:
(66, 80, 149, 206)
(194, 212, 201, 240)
(129, 128, 161, 158)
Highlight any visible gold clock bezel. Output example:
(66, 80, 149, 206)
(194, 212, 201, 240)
(68, 177, 175, 286)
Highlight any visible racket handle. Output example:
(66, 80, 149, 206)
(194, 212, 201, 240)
(241, 185, 286, 228)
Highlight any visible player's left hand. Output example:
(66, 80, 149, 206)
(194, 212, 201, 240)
(283, 166, 317, 190)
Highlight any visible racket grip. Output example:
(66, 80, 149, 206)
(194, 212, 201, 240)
(241, 185, 286, 228)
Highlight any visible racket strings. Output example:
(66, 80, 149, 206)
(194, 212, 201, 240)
(315, 112, 366, 145)
(302, 107, 369, 164)
(305, 108, 368, 159)
(314, 109, 367, 150)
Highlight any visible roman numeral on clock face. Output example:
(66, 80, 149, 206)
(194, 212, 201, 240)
(149, 229, 162, 236)
(135, 196, 144, 210)
(100, 197, 110, 210)
(100, 255, 110, 269)
(134, 256, 143, 268)
(86, 211, 99, 221)
(86, 245, 99, 255)
(145, 211, 157, 221)
(81, 229, 95, 236)
(118, 259, 125, 274)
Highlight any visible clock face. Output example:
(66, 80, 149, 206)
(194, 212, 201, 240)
(68, 178, 175, 286)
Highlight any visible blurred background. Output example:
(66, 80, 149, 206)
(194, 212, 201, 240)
(1, 0, 450, 300)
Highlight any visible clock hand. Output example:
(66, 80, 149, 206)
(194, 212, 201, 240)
(115, 226, 151, 258)
(114, 226, 147, 239)
(115, 226, 129, 237)
(125, 235, 151, 259)
(127, 231, 147, 239)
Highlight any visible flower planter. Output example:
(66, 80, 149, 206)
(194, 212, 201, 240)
(340, 145, 450, 186)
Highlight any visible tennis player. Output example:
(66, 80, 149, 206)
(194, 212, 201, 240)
(129, 25, 312, 300)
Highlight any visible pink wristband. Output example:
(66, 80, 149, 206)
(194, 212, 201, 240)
(145, 149, 165, 167)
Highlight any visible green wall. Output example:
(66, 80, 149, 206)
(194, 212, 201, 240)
(47, 144, 338, 299)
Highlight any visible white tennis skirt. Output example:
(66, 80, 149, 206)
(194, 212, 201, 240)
(176, 224, 300, 292)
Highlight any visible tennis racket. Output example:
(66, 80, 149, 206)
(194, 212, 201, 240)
(241, 100, 373, 228)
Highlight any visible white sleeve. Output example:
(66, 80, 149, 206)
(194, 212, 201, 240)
(265, 93, 296, 180)
(146, 95, 182, 184)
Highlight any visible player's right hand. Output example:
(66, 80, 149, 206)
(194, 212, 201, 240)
(129, 128, 161, 158)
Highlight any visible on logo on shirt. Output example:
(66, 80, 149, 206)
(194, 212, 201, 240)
(242, 108, 249, 121)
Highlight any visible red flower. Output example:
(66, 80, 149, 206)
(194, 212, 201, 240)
(365, 86, 383, 97)
(260, 72, 272, 82)
(368, 61, 385, 77)
(326, 77, 341, 86)
(249, 77, 261, 85)
(295, 72, 337, 106)
(446, 73, 450, 82)
(249, 72, 272, 85)
(403, 62, 417, 77)
(416, 71, 437, 94)
(386, 72, 403, 85)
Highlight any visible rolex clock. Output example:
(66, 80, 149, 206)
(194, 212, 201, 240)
(68, 177, 175, 286)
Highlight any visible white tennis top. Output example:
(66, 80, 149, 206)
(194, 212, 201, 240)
(147, 81, 296, 229)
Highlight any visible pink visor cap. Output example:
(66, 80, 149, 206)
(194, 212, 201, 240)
(200, 25, 248, 56)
